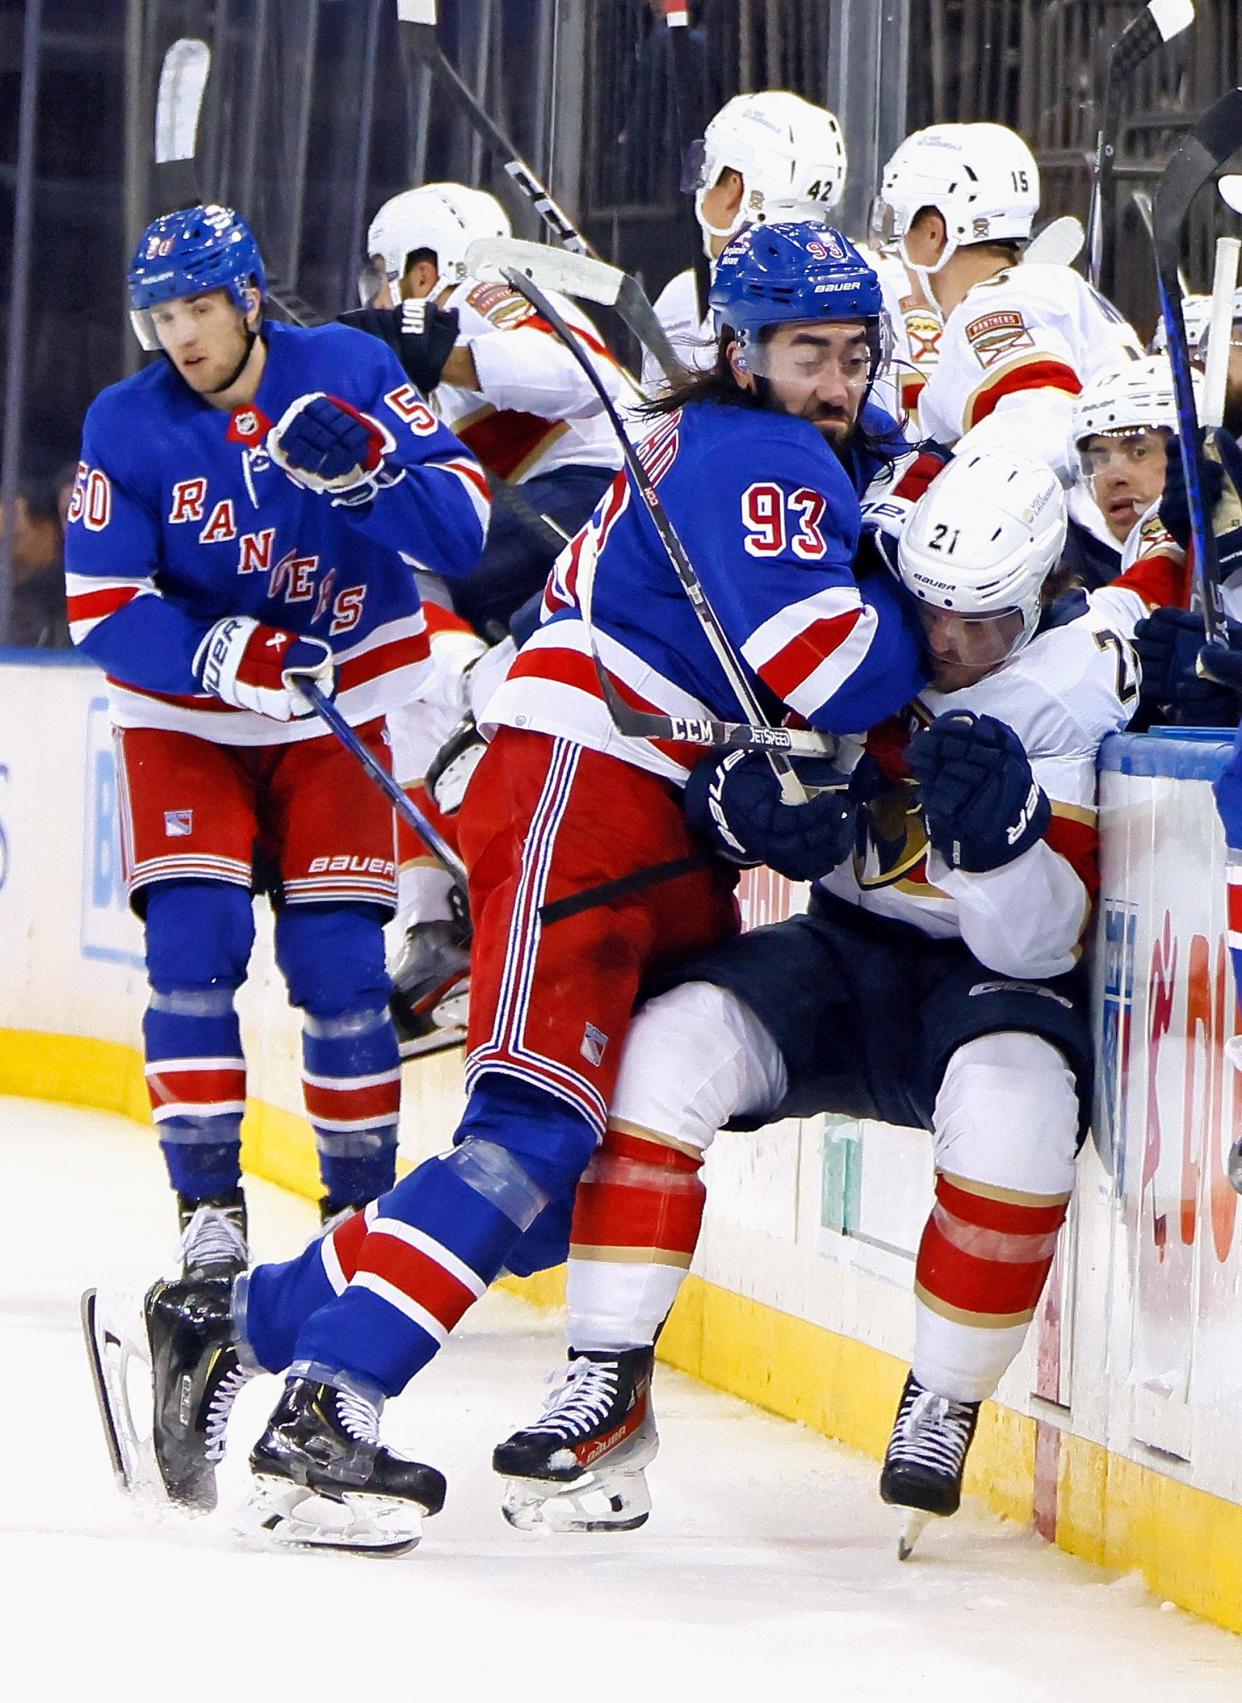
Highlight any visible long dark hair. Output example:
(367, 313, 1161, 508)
(642, 328, 906, 470)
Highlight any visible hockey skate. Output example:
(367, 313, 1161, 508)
(177, 1187, 249, 1279)
(880, 1371, 980, 1560)
(388, 910, 471, 1059)
(81, 1275, 251, 1510)
(244, 1376, 446, 1556)
(493, 1347, 657, 1533)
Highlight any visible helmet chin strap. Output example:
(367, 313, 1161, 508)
(695, 185, 747, 261)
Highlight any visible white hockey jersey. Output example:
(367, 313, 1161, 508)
(434, 277, 628, 481)
(864, 247, 943, 432)
(817, 612, 1138, 980)
(918, 263, 1141, 480)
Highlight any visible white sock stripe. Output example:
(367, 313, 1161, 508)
(367, 1216, 487, 1297)
(320, 1229, 348, 1295)
(306, 1113, 401, 1134)
(351, 1270, 449, 1343)
(151, 1099, 247, 1121)
(302, 1067, 401, 1092)
(145, 1057, 245, 1076)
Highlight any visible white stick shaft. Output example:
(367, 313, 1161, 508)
(1203, 236, 1240, 430)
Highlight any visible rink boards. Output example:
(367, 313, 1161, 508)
(3, 657, 1242, 1630)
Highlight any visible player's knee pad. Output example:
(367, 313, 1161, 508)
(932, 1031, 1079, 1198)
(143, 880, 254, 993)
(276, 902, 390, 1016)
(609, 981, 788, 1158)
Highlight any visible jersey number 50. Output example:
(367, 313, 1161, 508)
(741, 483, 828, 560)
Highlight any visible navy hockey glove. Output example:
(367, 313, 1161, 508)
(1134, 606, 1241, 726)
(906, 711, 1050, 873)
(1159, 436, 1225, 548)
(194, 616, 334, 722)
(268, 392, 402, 507)
(1196, 636, 1242, 704)
(682, 749, 856, 883)
(340, 301, 460, 395)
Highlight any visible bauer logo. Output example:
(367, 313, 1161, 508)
(81, 698, 144, 970)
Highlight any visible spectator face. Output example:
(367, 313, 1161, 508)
(0, 494, 61, 583)
(1078, 428, 1169, 542)
(732, 320, 872, 444)
(150, 288, 259, 395)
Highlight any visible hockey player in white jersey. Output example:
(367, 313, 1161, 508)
(492, 450, 1137, 1552)
(348, 183, 632, 1054)
(649, 91, 849, 388)
(873, 122, 1141, 479)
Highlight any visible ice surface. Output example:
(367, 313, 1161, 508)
(3, 1095, 1240, 1702)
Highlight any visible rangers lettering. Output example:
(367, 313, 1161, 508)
(168, 478, 207, 524)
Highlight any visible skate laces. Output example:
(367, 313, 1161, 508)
(179, 1203, 247, 1271)
(203, 1359, 255, 1462)
(528, 1358, 621, 1440)
(334, 1387, 382, 1446)
(890, 1382, 976, 1473)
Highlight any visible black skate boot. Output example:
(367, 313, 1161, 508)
(177, 1187, 248, 1279)
(389, 896, 471, 1060)
(493, 1347, 657, 1532)
(82, 1275, 250, 1509)
(318, 1196, 370, 1234)
(245, 1376, 446, 1555)
(880, 1371, 981, 1559)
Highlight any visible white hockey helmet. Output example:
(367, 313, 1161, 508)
(366, 183, 511, 292)
(683, 91, 848, 255)
(872, 122, 1040, 276)
(1150, 293, 1211, 355)
(898, 449, 1067, 664)
(1071, 355, 1183, 446)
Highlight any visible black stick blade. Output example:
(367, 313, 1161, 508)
(1153, 87, 1242, 260)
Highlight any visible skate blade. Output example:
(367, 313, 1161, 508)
(240, 1475, 427, 1557)
(396, 1023, 466, 1060)
(80, 1287, 164, 1502)
(500, 1467, 652, 1534)
(896, 1509, 933, 1561)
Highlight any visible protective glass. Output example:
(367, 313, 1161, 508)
(916, 603, 1026, 669)
(1075, 428, 1168, 483)
(741, 319, 881, 390)
(680, 137, 709, 195)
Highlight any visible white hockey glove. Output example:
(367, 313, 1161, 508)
(194, 615, 335, 721)
(267, 392, 405, 508)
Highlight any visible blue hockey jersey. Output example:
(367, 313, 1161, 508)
(482, 397, 928, 782)
(65, 319, 490, 745)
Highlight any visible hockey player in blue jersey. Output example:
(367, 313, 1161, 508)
(68, 204, 490, 1314)
(92, 222, 933, 1551)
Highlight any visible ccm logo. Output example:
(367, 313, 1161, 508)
(308, 855, 396, 876)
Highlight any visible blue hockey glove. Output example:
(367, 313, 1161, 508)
(1134, 606, 1241, 725)
(268, 392, 402, 507)
(682, 749, 856, 883)
(906, 711, 1050, 873)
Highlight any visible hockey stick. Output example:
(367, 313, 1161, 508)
(501, 266, 843, 800)
(1023, 215, 1085, 268)
(1152, 86, 1242, 643)
(298, 681, 470, 895)
(153, 38, 325, 328)
(1087, 0, 1196, 295)
(466, 237, 686, 387)
(396, 1, 590, 254)
(1201, 235, 1241, 428)
(1130, 187, 1192, 296)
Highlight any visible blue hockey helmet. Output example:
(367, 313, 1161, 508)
(708, 221, 883, 339)
(127, 204, 266, 350)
